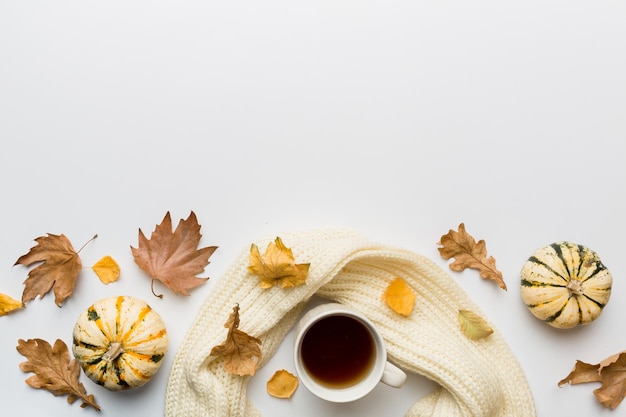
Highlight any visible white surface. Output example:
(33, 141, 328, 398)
(0, 1, 624, 416)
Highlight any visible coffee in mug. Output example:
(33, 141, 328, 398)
(293, 303, 406, 402)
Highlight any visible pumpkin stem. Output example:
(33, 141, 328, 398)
(103, 342, 124, 361)
(567, 278, 584, 296)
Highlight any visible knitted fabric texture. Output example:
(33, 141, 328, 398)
(165, 228, 536, 417)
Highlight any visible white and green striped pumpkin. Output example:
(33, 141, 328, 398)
(520, 241, 612, 329)
(72, 295, 168, 390)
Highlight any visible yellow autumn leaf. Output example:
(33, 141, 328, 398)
(458, 309, 493, 340)
(267, 369, 299, 399)
(382, 278, 416, 316)
(248, 237, 309, 289)
(0, 293, 24, 316)
(92, 256, 120, 284)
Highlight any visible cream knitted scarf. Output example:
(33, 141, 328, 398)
(165, 228, 536, 417)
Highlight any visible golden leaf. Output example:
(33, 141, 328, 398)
(248, 237, 309, 289)
(382, 278, 416, 316)
(559, 351, 626, 409)
(0, 293, 24, 316)
(458, 309, 493, 340)
(267, 369, 299, 399)
(210, 304, 262, 376)
(92, 255, 120, 284)
(438, 223, 506, 290)
(131, 211, 217, 297)
(15, 234, 86, 306)
(16, 338, 100, 411)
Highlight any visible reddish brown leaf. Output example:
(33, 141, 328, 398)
(15, 234, 84, 306)
(437, 223, 506, 290)
(131, 211, 217, 296)
(17, 338, 100, 411)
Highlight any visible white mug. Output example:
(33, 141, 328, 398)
(293, 302, 407, 403)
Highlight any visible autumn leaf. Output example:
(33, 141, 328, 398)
(458, 309, 493, 340)
(16, 338, 100, 411)
(438, 223, 506, 290)
(248, 237, 309, 289)
(15, 234, 92, 306)
(210, 304, 262, 376)
(92, 255, 120, 284)
(131, 211, 217, 297)
(382, 278, 416, 316)
(0, 293, 24, 316)
(267, 369, 299, 399)
(559, 351, 626, 409)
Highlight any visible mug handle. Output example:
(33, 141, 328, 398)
(381, 361, 407, 388)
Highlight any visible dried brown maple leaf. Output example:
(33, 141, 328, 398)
(210, 304, 262, 376)
(438, 223, 506, 290)
(131, 211, 217, 297)
(16, 338, 100, 411)
(248, 237, 309, 289)
(559, 351, 626, 410)
(15, 234, 93, 306)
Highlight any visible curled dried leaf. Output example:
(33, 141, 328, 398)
(92, 255, 120, 284)
(458, 309, 493, 340)
(438, 223, 506, 290)
(267, 369, 299, 399)
(16, 338, 100, 411)
(248, 237, 309, 289)
(210, 304, 262, 376)
(559, 351, 626, 409)
(0, 293, 24, 316)
(382, 278, 416, 316)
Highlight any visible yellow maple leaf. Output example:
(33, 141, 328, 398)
(382, 278, 416, 316)
(267, 369, 299, 399)
(0, 293, 24, 316)
(248, 237, 309, 289)
(92, 256, 121, 284)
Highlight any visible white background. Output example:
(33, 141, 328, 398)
(1, 1, 625, 416)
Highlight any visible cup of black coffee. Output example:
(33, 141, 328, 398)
(293, 303, 406, 402)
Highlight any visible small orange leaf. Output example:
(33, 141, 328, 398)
(92, 256, 120, 284)
(210, 304, 262, 376)
(248, 237, 309, 289)
(267, 369, 299, 399)
(382, 278, 416, 316)
(0, 293, 24, 316)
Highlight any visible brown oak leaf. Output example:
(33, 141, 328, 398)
(16, 338, 100, 411)
(559, 351, 626, 410)
(15, 234, 85, 306)
(437, 223, 506, 290)
(131, 211, 217, 297)
(210, 304, 262, 376)
(248, 237, 309, 289)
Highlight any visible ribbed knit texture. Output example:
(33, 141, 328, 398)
(165, 228, 536, 417)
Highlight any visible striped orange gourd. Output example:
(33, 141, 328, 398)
(72, 295, 168, 390)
